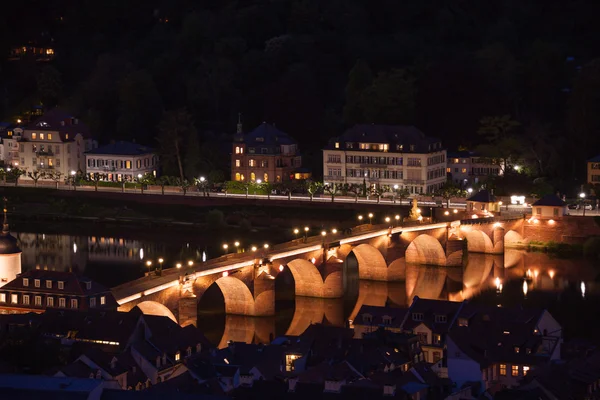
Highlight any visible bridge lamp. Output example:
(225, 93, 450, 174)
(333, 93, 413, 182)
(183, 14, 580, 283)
(176, 263, 182, 269)
(251, 246, 257, 252)
(146, 260, 152, 268)
(279, 265, 284, 272)
(234, 241, 240, 248)
(294, 228, 299, 238)
(223, 244, 229, 252)
(368, 213, 373, 224)
(444, 211, 449, 216)
(222, 271, 229, 277)
(263, 243, 269, 249)
(321, 230, 327, 237)
(453, 209, 458, 214)
(385, 217, 391, 223)
(158, 258, 164, 269)
(358, 215, 363, 222)
(188, 260, 194, 267)
(331, 228, 337, 234)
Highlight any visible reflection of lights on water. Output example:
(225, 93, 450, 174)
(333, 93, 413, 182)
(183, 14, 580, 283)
(73, 243, 77, 254)
(279, 265, 284, 272)
(222, 271, 228, 277)
(311, 257, 316, 264)
(533, 270, 539, 279)
(202, 251, 207, 262)
(495, 277, 501, 289)
(523, 281, 528, 296)
(140, 248, 144, 260)
(581, 282, 586, 298)
(499, 283, 503, 292)
(549, 270, 555, 279)
(526, 269, 532, 278)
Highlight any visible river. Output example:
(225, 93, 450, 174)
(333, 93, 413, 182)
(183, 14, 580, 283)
(9, 229, 600, 347)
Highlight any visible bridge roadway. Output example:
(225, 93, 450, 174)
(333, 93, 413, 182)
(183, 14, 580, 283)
(112, 221, 450, 306)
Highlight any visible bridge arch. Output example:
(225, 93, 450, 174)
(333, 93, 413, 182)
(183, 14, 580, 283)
(405, 235, 446, 266)
(213, 276, 256, 316)
(286, 259, 327, 297)
(136, 301, 177, 323)
(465, 231, 494, 253)
(505, 230, 524, 245)
(351, 244, 388, 280)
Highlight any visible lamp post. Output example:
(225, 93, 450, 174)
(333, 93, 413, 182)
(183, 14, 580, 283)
(293, 228, 299, 239)
(368, 213, 373, 225)
(187, 260, 194, 268)
(255, 179, 262, 196)
(70, 170, 77, 191)
(146, 260, 152, 274)
(393, 184, 399, 203)
(199, 176, 206, 197)
(157, 257, 164, 275)
(467, 188, 473, 196)
(580, 192, 586, 216)
(304, 226, 309, 243)
(321, 230, 327, 246)
(358, 215, 363, 224)
(395, 214, 400, 226)
(234, 241, 240, 253)
(385, 216, 391, 227)
(223, 244, 229, 254)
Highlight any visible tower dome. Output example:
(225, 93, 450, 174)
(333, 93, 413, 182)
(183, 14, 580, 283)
(0, 198, 20, 254)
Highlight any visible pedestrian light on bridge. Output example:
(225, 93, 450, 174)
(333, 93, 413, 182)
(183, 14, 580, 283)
(368, 213, 374, 224)
(263, 243, 269, 249)
(188, 260, 194, 267)
(358, 215, 363, 223)
(331, 228, 337, 234)
(223, 244, 229, 253)
(294, 228, 299, 239)
(176, 263, 182, 269)
(251, 246, 257, 252)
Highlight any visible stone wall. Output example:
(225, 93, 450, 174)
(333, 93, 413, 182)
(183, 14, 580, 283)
(523, 216, 600, 244)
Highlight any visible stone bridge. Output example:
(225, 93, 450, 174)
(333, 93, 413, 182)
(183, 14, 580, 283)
(112, 218, 524, 329)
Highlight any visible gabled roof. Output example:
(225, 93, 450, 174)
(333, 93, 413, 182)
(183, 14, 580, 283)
(239, 123, 297, 146)
(4, 270, 113, 298)
(533, 194, 566, 207)
(467, 189, 497, 203)
(86, 141, 155, 156)
(355, 305, 409, 329)
(25, 109, 91, 139)
(588, 155, 600, 163)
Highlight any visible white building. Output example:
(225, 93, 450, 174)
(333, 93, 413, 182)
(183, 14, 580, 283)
(323, 125, 447, 194)
(0, 125, 24, 166)
(84, 141, 158, 182)
(13, 109, 97, 177)
(0, 209, 21, 289)
(447, 151, 502, 187)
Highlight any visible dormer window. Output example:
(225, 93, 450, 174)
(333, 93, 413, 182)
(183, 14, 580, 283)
(85, 281, 92, 290)
(514, 346, 520, 354)
(40, 133, 44, 140)
(334, 142, 339, 149)
(175, 352, 181, 361)
(23, 278, 29, 287)
(58, 281, 64, 290)
(46, 280, 52, 289)
(362, 314, 372, 323)
(186, 347, 192, 357)
(346, 142, 353, 149)
(65, 134, 69, 140)
(410, 145, 415, 152)
(32, 133, 37, 140)
(256, 137, 264, 142)
(396, 144, 404, 151)
(434, 314, 447, 323)
(526, 348, 532, 355)
(196, 343, 201, 353)
(412, 313, 424, 321)
(458, 318, 468, 327)
(34, 279, 40, 288)
(382, 316, 392, 325)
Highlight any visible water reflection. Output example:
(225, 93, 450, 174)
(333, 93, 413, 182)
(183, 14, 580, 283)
(199, 250, 599, 348)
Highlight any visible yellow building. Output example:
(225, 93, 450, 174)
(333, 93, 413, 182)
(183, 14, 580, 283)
(587, 155, 600, 185)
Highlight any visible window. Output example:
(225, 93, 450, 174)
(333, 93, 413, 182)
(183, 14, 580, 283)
(461, 168, 467, 173)
(125, 160, 131, 169)
(235, 160, 240, 167)
(48, 133, 52, 140)
(59, 298, 66, 308)
(58, 281, 64, 290)
(434, 314, 447, 323)
(11, 294, 18, 304)
(264, 173, 268, 182)
(187, 347, 192, 357)
(175, 352, 181, 361)
(458, 318, 468, 327)
(85, 281, 92, 290)
(335, 142, 339, 149)
(35, 296, 41, 306)
(512, 365, 519, 376)
(362, 314, 372, 323)
(417, 332, 428, 344)
(0, 293, 5, 303)
(412, 313, 424, 321)
(46, 280, 52, 289)
(23, 295, 30, 305)
(382, 316, 392, 325)
(500, 364, 507, 376)
(100, 296, 106, 305)
(249, 159, 256, 167)
(523, 366, 530, 376)
(47, 297, 54, 307)
(34, 279, 40, 288)
(32, 133, 37, 140)
(250, 172, 256, 181)
(90, 297, 96, 308)
(40, 133, 44, 140)
(71, 299, 78, 308)
(514, 346, 520, 354)
(23, 278, 29, 287)
(286, 354, 301, 372)
(235, 173, 241, 181)
(67, 144, 71, 154)
(536, 207, 541, 215)
(433, 334, 442, 344)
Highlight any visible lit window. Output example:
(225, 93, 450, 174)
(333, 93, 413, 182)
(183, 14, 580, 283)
(90, 297, 96, 307)
(175, 352, 181, 361)
(48, 133, 52, 140)
(514, 346, 520, 354)
(58, 281, 64, 290)
(286, 354, 301, 372)
(446, 167, 451, 173)
(46, 280, 52, 289)
(59, 298, 66, 308)
(125, 160, 132, 169)
(264, 173, 268, 182)
(32, 133, 37, 140)
(23, 278, 29, 287)
(235, 160, 241, 167)
(458, 318, 468, 327)
(461, 168, 467, 173)
(335, 142, 339, 149)
(40, 133, 44, 140)
(235, 146, 240, 154)
(249, 159, 256, 167)
(71, 299, 78, 308)
(35, 296, 41, 306)
(250, 172, 256, 181)
(500, 364, 506, 376)
(100, 296, 106, 305)
(511, 365, 519, 376)
(235, 173, 241, 181)
(523, 366, 530, 376)
(11, 294, 18, 304)
(47, 297, 54, 307)
(34, 279, 40, 288)
(0, 293, 5, 303)
(23, 295, 30, 305)
(65, 134, 69, 140)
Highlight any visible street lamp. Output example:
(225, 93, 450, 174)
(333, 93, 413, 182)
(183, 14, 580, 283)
(146, 260, 152, 274)
(188, 260, 194, 267)
(223, 244, 229, 253)
(254, 179, 262, 196)
(358, 215, 363, 223)
(467, 188, 473, 195)
(176, 263, 182, 269)
(304, 226, 309, 242)
(580, 192, 586, 216)
(234, 241, 240, 252)
(385, 216, 391, 225)
(395, 215, 400, 226)
(368, 213, 373, 225)
(263, 243, 269, 250)
(393, 184, 399, 203)
(251, 246, 257, 252)
(293, 228, 299, 239)
(331, 228, 337, 234)
(198, 176, 207, 197)
(70, 170, 77, 191)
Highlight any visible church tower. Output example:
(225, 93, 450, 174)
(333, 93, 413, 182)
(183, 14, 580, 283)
(0, 198, 21, 288)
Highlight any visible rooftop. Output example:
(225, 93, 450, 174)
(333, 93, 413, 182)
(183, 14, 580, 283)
(86, 141, 155, 156)
(532, 194, 566, 207)
(588, 155, 600, 163)
(25, 109, 91, 139)
(3, 270, 114, 298)
(236, 122, 297, 147)
(467, 189, 497, 203)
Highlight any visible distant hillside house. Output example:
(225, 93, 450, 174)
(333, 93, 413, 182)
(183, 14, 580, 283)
(85, 141, 158, 182)
(323, 125, 447, 194)
(231, 122, 307, 183)
(588, 155, 600, 185)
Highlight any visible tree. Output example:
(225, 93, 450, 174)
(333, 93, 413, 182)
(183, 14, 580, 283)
(27, 170, 45, 187)
(175, 178, 191, 195)
(136, 173, 154, 194)
(436, 182, 462, 208)
(9, 168, 25, 187)
(157, 109, 195, 182)
(346, 183, 362, 203)
(394, 187, 411, 204)
(343, 59, 373, 125)
(371, 185, 390, 203)
(183, 130, 201, 180)
(156, 176, 173, 195)
(477, 115, 520, 142)
(476, 115, 522, 173)
(86, 173, 107, 191)
(47, 171, 63, 189)
(324, 183, 342, 202)
(362, 69, 415, 125)
(208, 170, 225, 184)
(305, 180, 322, 201)
(116, 70, 162, 142)
(36, 65, 63, 107)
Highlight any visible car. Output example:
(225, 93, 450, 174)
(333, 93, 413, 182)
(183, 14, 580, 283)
(567, 203, 578, 210)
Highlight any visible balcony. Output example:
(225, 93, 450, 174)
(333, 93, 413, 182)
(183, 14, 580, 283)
(360, 163, 389, 169)
(37, 164, 54, 170)
(403, 179, 424, 185)
(323, 175, 344, 182)
(36, 149, 54, 156)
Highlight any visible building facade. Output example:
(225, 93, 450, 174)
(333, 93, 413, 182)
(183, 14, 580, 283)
(231, 122, 303, 183)
(0, 208, 21, 289)
(447, 151, 502, 187)
(323, 125, 447, 194)
(0, 270, 117, 314)
(588, 155, 600, 185)
(13, 109, 97, 177)
(84, 141, 158, 182)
